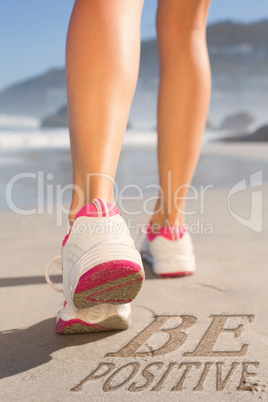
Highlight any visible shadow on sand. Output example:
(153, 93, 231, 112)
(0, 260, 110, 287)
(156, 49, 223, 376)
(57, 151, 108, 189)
(0, 262, 156, 289)
(0, 262, 157, 380)
(0, 318, 118, 380)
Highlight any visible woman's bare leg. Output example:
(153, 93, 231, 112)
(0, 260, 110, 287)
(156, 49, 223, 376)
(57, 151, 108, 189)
(152, 0, 212, 229)
(66, 0, 144, 223)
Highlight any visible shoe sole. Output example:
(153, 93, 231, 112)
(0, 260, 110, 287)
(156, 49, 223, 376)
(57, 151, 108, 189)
(141, 250, 195, 278)
(159, 271, 194, 278)
(56, 314, 129, 335)
(73, 259, 144, 309)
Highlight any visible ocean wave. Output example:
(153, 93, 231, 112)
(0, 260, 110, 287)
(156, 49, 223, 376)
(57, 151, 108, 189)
(0, 127, 222, 151)
(123, 131, 157, 147)
(0, 128, 159, 151)
(0, 114, 40, 129)
(0, 128, 70, 150)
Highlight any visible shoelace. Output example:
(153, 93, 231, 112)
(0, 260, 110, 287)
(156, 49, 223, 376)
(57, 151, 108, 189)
(45, 255, 63, 293)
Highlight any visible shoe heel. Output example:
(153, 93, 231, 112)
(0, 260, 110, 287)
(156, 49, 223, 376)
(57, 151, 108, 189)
(71, 244, 145, 309)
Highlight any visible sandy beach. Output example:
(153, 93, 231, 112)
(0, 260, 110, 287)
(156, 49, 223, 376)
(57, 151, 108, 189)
(1, 141, 268, 401)
(2, 3, 268, 400)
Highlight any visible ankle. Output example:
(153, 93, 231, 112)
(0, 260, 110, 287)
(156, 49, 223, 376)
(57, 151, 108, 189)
(69, 189, 115, 225)
(151, 212, 185, 233)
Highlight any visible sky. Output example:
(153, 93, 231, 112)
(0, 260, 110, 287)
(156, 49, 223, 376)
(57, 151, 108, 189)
(0, 0, 268, 91)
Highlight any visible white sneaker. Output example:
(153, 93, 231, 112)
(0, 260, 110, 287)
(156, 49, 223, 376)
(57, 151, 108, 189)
(56, 300, 131, 335)
(46, 255, 132, 334)
(140, 223, 196, 277)
(46, 199, 144, 310)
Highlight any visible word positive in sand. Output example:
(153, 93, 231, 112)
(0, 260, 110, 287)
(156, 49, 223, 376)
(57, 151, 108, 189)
(71, 314, 261, 393)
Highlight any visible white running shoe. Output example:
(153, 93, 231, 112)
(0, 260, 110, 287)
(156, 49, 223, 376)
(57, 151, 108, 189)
(56, 300, 131, 335)
(140, 222, 196, 277)
(46, 255, 132, 334)
(46, 199, 144, 309)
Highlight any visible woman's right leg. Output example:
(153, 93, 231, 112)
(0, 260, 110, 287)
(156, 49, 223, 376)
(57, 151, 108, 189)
(66, 0, 144, 223)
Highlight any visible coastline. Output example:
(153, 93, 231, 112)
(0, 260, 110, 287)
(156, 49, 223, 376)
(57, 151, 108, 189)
(1, 141, 268, 211)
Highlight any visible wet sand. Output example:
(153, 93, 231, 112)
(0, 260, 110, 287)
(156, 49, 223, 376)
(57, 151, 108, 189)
(1, 142, 268, 400)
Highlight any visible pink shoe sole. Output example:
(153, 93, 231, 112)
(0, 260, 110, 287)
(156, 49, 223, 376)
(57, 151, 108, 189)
(56, 315, 129, 335)
(73, 260, 145, 309)
(159, 271, 194, 278)
(141, 251, 195, 278)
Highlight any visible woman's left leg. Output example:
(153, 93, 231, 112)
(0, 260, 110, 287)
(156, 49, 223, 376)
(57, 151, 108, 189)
(152, 0, 212, 229)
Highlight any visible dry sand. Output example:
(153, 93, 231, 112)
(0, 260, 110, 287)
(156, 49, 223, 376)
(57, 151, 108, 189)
(1, 142, 268, 401)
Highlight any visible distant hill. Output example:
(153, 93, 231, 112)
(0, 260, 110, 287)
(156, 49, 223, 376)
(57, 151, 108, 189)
(0, 20, 268, 121)
(41, 105, 68, 127)
(221, 124, 268, 142)
(0, 68, 66, 118)
(218, 112, 255, 131)
(207, 20, 268, 48)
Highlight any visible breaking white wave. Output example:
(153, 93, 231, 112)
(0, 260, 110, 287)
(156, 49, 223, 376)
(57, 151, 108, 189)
(123, 131, 157, 147)
(0, 114, 40, 129)
(0, 128, 70, 150)
(0, 127, 223, 151)
(0, 128, 159, 151)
